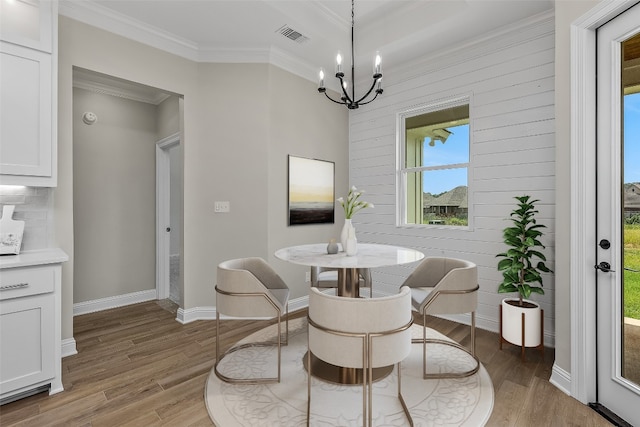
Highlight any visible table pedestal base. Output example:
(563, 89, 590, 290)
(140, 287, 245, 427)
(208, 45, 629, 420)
(303, 352, 393, 385)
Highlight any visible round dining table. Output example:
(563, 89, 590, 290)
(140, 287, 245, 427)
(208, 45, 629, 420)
(275, 242, 424, 384)
(274, 242, 425, 298)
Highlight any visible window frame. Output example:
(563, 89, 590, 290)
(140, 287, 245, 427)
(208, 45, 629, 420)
(396, 94, 473, 229)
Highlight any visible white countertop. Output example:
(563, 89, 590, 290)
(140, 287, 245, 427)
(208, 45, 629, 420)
(274, 243, 424, 269)
(0, 248, 69, 269)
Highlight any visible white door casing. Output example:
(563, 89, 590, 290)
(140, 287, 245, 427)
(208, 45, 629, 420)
(156, 132, 180, 301)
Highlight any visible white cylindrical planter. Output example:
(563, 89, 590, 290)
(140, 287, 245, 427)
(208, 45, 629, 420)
(501, 298, 542, 347)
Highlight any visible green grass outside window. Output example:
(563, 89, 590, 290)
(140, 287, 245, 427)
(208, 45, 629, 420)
(625, 224, 640, 319)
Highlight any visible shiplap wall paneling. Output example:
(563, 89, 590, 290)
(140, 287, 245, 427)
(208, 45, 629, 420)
(347, 14, 556, 346)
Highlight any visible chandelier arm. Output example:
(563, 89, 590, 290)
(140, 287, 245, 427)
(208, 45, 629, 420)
(353, 77, 381, 105)
(355, 91, 381, 106)
(336, 74, 354, 104)
(323, 91, 349, 105)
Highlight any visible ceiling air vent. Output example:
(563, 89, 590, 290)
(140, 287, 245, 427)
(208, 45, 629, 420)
(276, 25, 310, 44)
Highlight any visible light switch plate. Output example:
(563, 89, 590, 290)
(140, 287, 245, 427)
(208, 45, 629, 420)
(214, 201, 230, 213)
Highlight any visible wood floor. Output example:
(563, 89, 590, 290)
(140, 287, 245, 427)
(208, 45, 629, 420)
(0, 300, 613, 426)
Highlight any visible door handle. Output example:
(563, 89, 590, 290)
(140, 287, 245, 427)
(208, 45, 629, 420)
(595, 262, 615, 273)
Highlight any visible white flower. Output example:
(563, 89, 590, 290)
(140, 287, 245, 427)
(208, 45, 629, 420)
(337, 186, 373, 219)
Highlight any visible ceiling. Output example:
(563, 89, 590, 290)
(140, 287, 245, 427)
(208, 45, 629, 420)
(63, 0, 554, 95)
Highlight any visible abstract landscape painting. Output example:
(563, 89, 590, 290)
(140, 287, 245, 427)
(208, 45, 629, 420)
(288, 155, 335, 225)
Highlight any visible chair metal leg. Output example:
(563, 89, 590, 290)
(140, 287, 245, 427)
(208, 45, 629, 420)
(397, 361, 414, 427)
(413, 310, 480, 379)
(277, 312, 281, 382)
(214, 309, 288, 384)
(363, 338, 368, 427)
(307, 334, 311, 427)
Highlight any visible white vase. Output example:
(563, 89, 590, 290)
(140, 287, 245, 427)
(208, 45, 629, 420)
(500, 298, 542, 347)
(340, 219, 354, 252)
(345, 226, 357, 256)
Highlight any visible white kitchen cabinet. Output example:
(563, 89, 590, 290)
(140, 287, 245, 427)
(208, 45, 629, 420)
(0, 0, 57, 187)
(0, 0, 54, 53)
(0, 250, 67, 404)
(0, 42, 53, 181)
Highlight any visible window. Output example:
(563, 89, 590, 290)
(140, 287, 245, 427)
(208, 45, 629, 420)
(398, 97, 470, 227)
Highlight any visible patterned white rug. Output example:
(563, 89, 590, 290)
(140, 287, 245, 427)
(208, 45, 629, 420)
(205, 318, 493, 426)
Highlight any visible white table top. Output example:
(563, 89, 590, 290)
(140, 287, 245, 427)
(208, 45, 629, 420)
(274, 243, 424, 269)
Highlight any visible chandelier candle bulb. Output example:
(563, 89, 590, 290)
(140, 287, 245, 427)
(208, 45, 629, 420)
(336, 52, 343, 75)
(318, 69, 325, 89)
(374, 52, 381, 76)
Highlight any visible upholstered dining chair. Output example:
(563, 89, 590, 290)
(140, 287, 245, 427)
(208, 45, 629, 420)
(310, 266, 373, 297)
(400, 257, 479, 379)
(214, 257, 289, 384)
(307, 287, 414, 427)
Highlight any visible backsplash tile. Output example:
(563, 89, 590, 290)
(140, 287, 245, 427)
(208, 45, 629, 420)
(0, 186, 52, 251)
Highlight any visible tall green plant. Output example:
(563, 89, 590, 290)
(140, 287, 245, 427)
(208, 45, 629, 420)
(497, 195, 552, 305)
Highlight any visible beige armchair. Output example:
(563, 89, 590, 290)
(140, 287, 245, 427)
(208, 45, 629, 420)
(401, 257, 479, 379)
(307, 287, 413, 427)
(215, 257, 289, 384)
(310, 266, 373, 297)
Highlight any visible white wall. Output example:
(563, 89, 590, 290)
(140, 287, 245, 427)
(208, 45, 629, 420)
(267, 65, 349, 294)
(72, 87, 157, 302)
(348, 13, 557, 344)
(157, 95, 180, 141)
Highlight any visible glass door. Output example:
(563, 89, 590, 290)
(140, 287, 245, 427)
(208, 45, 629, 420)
(596, 3, 640, 424)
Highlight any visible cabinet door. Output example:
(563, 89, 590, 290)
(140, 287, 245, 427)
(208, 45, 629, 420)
(0, 293, 55, 395)
(0, 0, 54, 53)
(0, 42, 52, 178)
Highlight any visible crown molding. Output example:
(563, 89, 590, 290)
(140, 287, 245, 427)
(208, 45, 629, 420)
(73, 78, 171, 105)
(268, 46, 320, 85)
(59, 0, 200, 61)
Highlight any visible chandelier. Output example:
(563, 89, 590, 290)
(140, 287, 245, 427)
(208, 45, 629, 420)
(317, 0, 383, 109)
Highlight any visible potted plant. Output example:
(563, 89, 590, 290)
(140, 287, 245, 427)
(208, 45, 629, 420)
(496, 195, 552, 358)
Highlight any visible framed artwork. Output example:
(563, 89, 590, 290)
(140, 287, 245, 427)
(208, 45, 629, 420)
(288, 155, 335, 225)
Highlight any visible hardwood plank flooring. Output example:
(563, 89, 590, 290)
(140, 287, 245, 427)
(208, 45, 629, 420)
(0, 300, 613, 426)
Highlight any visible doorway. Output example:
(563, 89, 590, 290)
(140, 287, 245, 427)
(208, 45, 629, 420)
(594, 3, 640, 424)
(72, 67, 183, 313)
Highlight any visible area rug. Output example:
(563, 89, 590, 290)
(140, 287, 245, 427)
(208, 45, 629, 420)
(205, 317, 493, 426)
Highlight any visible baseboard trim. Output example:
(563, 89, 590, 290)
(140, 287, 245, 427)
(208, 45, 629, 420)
(61, 338, 77, 358)
(175, 306, 215, 324)
(73, 289, 157, 316)
(549, 363, 571, 395)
